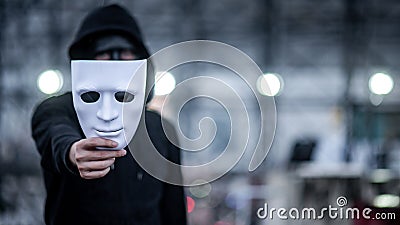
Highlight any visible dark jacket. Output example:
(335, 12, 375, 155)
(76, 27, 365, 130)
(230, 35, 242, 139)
(31, 92, 187, 225)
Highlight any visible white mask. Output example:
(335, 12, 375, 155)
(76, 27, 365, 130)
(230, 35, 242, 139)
(71, 60, 147, 150)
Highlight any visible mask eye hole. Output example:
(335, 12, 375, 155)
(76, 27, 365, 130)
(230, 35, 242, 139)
(80, 91, 100, 103)
(115, 91, 135, 103)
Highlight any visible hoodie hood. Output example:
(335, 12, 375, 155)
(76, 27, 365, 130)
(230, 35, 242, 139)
(68, 4, 154, 103)
(68, 4, 150, 60)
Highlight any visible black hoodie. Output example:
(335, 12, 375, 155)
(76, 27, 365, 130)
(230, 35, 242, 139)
(31, 4, 186, 225)
(68, 4, 150, 60)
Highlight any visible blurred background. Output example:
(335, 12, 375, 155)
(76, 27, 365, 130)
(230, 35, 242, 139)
(1, 0, 400, 224)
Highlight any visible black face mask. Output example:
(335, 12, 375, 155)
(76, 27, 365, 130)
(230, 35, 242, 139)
(91, 34, 136, 60)
(95, 49, 131, 60)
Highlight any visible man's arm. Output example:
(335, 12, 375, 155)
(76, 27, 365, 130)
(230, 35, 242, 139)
(31, 93, 126, 178)
(31, 93, 83, 174)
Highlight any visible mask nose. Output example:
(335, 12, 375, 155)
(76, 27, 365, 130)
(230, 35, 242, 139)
(96, 93, 118, 122)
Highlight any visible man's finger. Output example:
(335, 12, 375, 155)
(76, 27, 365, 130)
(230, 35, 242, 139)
(78, 158, 115, 171)
(82, 149, 126, 161)
(80, 167, 111, 179)
(82, 137, 118, 149)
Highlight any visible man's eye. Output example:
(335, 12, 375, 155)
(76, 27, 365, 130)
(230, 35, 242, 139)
(94, 52, 111, 60)
(120, 49, 136, 60)
(80, 91, 100, 103)
(115, 91, 135, 103)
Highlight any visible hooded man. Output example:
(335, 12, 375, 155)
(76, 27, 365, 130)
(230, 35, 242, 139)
(31, 4, 187, 225)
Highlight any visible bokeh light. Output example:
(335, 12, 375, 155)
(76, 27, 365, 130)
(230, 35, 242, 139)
(370, 169, 393, 183)
(224, 192, 247, 209)
(189, 181, 212, 198)
(369, 93, 384, 106)
(257, 73, 283, 96)
(37, 69, 63, 95)
(155, 71, 176, 95)
(368, 72, 394, 95)
(187, 196, 195, 213)
(373, 194, 400, 208)
(214, 221, 233, 225)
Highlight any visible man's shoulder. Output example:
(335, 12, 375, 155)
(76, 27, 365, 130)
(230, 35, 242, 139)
(144, 109, 174, 128)
(36, 91, 72, 106)
(145, 109, 161, 120)
(45, 92, 72, 103)
(33, 92, 74, 114)
(144, 109, 177, 140)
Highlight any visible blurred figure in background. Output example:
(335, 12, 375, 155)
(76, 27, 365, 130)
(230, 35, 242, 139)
(31, 4, 186, 225)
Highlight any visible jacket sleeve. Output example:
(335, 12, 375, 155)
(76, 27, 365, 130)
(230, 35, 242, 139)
(159, 117, 188, 225)
(31, 93, 83, 175)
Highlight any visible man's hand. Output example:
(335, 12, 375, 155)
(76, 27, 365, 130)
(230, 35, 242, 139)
(69, 137, 127, 179)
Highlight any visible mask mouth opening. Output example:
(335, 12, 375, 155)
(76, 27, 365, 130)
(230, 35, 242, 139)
(94, 128, 123, 137)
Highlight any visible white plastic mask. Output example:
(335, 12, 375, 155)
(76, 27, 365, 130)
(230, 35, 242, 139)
(71, 60, 147, 150)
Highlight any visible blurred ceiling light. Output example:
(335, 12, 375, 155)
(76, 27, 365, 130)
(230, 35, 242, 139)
(370, 169, 393, 183)
(368, 73, 394, 95)
(37, 70, 63, 95)
(155, 71, 176, 96)
(373, 194, 400, 208)
(257, 73, 283, 96)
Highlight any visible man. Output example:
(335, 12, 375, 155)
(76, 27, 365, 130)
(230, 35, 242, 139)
(31, 4, 187, 225)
